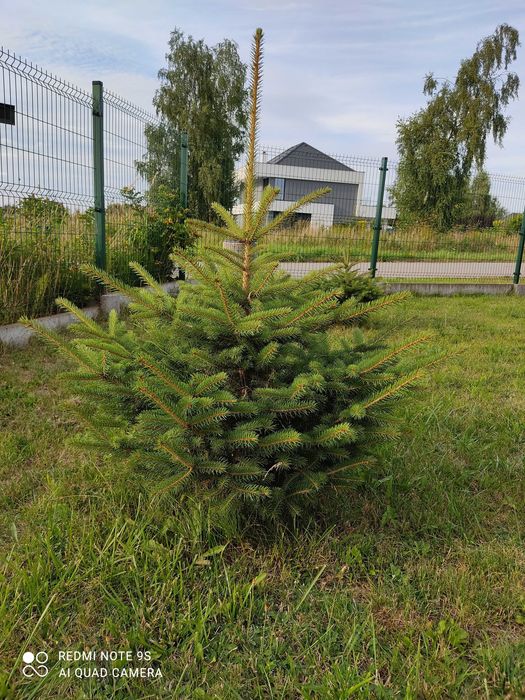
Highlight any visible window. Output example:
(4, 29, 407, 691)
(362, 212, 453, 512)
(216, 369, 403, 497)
(274, 177, 285, 200)
(0, 103, 15, 125)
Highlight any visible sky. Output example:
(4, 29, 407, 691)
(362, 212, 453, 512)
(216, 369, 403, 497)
(1, 0, 524, 175)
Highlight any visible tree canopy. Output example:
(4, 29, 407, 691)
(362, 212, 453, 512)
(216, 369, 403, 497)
(138, 29, 248, 220)
(392, 24, 520, 230)
(456, 170, 505, 228)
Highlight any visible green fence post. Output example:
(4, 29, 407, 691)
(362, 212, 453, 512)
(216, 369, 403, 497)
(179, 131, 188, 208)
(512, 207, 525, 284)
(369, 156, 388, 278)
(92, 80, 106, 269)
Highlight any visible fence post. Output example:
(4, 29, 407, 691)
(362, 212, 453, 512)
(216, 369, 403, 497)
(369, 156, 388, 278)
(512, 207, 525, 284)
(179, 131, 188, 208)
(92, 81, 106, 269)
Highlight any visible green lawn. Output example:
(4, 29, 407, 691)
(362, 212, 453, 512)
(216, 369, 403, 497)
(1, 296, 524, 699)
(264, 242, 516, 264)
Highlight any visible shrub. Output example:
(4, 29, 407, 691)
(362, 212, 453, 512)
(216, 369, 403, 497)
(493, 213, 523, 235)
(144, 185, 192, 279)
(23, 29, 425, 530)
(316, 257, 382, 304)
(0, 187, 189, 323)
(116, 185, 191, 280)
(17, 195, 69, 229)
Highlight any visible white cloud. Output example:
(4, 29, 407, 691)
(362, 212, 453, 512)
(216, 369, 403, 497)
(0, 0, 524, 175)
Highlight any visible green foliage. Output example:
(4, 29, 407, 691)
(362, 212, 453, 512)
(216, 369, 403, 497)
(456, 170, 506, 229)
(119, 185, 192, 279)
(392, 24, 520, 231)
(138, 28, 248, 219)
(4, 296, 525, 699)
(16, 195, 69, 229)
(0, 202, 95, 324)
(1, 189, 189, 323)
(23, 29, 424, 530)
(315, 257, 382, 305)
(493, 212, 523, 235)
(144, 186, 192, 278)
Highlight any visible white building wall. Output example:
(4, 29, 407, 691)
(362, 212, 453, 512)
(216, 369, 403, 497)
(233, 161, 365, 226)
(232, 199, 335, 227)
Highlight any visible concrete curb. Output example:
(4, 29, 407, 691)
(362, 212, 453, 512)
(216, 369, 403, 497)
(0, 282, 180, 348)
(0, 305, 100, 347)
(382, 282, 516, 296)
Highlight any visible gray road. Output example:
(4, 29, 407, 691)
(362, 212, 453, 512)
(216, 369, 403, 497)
(279, 261, 520, 280)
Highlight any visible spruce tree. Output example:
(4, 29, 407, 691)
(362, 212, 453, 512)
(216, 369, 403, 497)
(22, 29, 427, 527)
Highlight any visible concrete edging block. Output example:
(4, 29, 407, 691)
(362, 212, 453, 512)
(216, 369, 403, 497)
(382, 282, 515, 296)
(0, 305, 100, 348)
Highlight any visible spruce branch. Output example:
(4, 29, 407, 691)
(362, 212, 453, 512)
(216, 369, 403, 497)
(215, 278, 239, 329)
(243, 28, 264, 233)
(138, 384, 190, 429)
(337, 292, 411, 324)
(210, 202, 244, 237)
(205, 245, 245, 270)
(358, 335, 433, 375)
(151, 468, 193, 497)
(139, 357, 192, 398)
(249, 262, 280, 299)
(55, 298, 108, 339)
(158, 443, 194, 471)
(258, 187, 331, 236)
(170, 248, 217, 285)
(79, 265, 157, 309)
(363, 371, 424, 410)
(325, 459, 372, 476)
(193, 372, 228, 395)
(283, 290, 341, 327)
(73, 338, 132, 360)
(185, 218, 242, 241)
(19, 317, 98, 372)
(128, 262, 176, 301)
(252, 185, 280, 230)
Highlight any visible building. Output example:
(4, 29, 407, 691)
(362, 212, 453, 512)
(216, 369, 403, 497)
(232, 142, 396, 227)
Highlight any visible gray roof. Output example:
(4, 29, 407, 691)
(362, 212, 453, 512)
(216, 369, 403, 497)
(267, 142, 354, 171)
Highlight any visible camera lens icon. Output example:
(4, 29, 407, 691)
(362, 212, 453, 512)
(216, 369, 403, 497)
(22, 651, 49, 678)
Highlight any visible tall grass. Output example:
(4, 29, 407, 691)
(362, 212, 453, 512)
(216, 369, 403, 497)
(0, 218, 94, 324)
(0, 207, 172, 324)
(198, 219, 519, 264)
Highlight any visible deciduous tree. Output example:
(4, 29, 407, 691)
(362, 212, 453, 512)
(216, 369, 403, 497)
(138, 29, 247, 220)
(392, 24, 520, 231)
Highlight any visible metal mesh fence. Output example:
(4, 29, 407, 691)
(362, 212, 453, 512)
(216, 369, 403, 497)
(102, 90, 165, 285)
(0, 48, 177, 324)
(376, 164, 525, 280)
(231, 144, 525, 282)
(0, 48, 95, 322)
